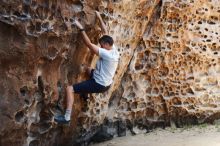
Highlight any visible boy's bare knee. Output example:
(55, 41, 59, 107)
(66, 86, 73, 92)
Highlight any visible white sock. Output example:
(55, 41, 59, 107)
(64, 109, 71, 121)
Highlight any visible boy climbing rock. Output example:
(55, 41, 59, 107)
(54, 11, 119, 124)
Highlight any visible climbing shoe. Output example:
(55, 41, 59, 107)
(54, 115, 70, 125)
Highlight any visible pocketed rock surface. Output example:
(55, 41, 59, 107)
(0, 0, 220, 146)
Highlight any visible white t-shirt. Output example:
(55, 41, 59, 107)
(93, 45, 119, 86)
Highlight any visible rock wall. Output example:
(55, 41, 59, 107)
(113, 0, 220, 129)
(0, 0, 220, 146)
(0, 0, 103, 145)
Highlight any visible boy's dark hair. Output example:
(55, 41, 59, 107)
(99, 35, 114, 46)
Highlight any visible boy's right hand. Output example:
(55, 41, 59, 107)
(95, 11, 102, 18)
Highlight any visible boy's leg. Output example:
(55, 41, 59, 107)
(65, 86, 74, 121)
(54, 77, 108, 124)
(66, 86, 74, 111)
(54, 79, 92, 124)
(65, 67, 93, 108)
(54, 85, 74, 124)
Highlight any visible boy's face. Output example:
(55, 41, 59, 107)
(100, 42, 110, 50)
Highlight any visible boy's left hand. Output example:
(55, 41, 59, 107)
(74, 19, 84, 30)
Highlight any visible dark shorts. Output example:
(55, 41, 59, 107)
(73, 69, 110, 94)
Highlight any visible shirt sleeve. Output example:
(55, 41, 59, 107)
(98, 48, 111, 59)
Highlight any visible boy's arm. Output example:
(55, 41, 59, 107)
(95, 11, 108, 35)
(74, 20, 99, 55)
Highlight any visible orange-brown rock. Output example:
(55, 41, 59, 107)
(0, 0, 220, 146)
(113, 0, 220, 129)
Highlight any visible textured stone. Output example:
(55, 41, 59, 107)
(0, 0, 220, 146)
(113, 0, 220, 129)
(0, 0, 103, 145)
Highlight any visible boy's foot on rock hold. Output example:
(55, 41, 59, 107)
(54, 115, 70, 125)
